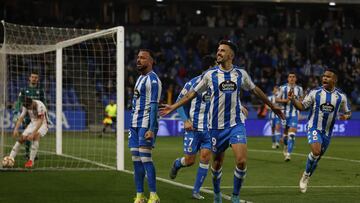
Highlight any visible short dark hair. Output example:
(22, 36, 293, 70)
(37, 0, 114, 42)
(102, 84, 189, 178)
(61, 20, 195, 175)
(30, 70, 39, 76)
(288, 71, 296, 76)
(219, 40, 238, 56)
(22, 97, 33, 108)
(201, 55, 216, 71)
(325, 68, 338, 76)
(139, 48, 156, 64)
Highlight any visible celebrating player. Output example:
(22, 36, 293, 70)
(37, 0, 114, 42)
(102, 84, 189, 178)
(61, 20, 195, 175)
(276, 72, 304, 161)
(288, 69, 351, 193)
(169, 55, 215, 200)
(129, 49, 162, 203)
(9, 97, 48, 168)
(267, 86, 281, 149)
(160, 40, 284, 203)
(13, 71, 46, 159)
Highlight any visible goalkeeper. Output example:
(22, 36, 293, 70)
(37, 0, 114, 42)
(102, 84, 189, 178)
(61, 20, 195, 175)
(13, 71, 46, 159)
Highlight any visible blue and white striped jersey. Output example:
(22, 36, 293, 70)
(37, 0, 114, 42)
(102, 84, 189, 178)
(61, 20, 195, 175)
(267, 95, 279, 120)
(277, 84, 304, 117)
(193, 65, 255, 130)
(177, 76, 211, 131)
(131, 71, 162, 128)
(303, 87, 351, 136)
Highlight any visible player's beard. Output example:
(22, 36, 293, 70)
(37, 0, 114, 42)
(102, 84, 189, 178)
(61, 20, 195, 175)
(216, 55, 224, 64)
(137, 64, 147, 72)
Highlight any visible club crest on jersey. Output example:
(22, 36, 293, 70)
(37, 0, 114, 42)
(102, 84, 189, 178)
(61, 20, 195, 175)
(320, 102, 334, 113)
(219, 80, 237, 93)
(133, 90, 140, 99)
(202, 91, 211, 102)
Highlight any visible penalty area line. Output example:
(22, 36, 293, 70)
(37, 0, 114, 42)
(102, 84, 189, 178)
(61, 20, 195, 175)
(122, 169, 252, 203)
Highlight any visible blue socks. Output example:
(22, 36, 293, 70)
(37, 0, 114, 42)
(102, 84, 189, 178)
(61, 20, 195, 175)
(287, 133, 295, 153)
(131, 148, 145, 193)
(139, 148, 157, 192)
(233, 167, 246, 196)
(305, 152, 320, 176)
(212, 167, 222, 194)
(174, 157, 186, 170)
(193, 162, 209, 194)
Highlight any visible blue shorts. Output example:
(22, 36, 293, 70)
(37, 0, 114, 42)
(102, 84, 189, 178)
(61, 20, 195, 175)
(307, 128, 331, 154)
(270, 118, 281, 128)
(128, 127, 157, 148)
(283, 115, 298, 129)
(183, 130, 211, 155)
(209, 124, 247, 154)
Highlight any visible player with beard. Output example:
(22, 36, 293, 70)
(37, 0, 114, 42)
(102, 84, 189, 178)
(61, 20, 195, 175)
(160, 40, 284, 203)
(288, 69, 351, 193)
(129, 49, 162, 203)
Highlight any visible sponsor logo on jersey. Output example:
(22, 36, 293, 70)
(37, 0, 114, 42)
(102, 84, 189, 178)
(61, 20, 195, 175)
(320, 102, 335, 113)
(219, 80, 237, 93)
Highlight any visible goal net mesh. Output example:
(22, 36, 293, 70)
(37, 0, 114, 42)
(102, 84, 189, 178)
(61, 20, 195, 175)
(1, 21, 121, 170)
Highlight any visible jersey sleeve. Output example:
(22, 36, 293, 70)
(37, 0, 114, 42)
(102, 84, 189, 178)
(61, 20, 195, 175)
(37, 103, 46, 116)
(150, 77, 161, 103)
(176, 81, 192, 102)
(276, 86, 284, 99)
(193, 73, 209, 94)
(20, 107, 27, 118)
(302, 90, 315, 109)
(340, 93, 351, 113)
(240, 70, 256, 91)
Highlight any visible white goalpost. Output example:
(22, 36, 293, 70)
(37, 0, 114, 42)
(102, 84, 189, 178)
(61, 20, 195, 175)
(0, 21, 125, 170)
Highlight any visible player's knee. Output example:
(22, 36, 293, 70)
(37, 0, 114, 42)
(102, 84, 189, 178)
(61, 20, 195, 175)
(199, 149, 211, 163)
(235, 157, 247, 168)
(185, 156, 195, 166)
(312, 149, 321, 157)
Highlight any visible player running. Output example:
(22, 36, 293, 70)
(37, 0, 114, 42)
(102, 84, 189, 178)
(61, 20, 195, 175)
(169, 55, 215, 200)
(276, 72, 304, 161)
(288, 69, 351, 193)
(160, 40, 284, 203)
(267, 86, 281, 149)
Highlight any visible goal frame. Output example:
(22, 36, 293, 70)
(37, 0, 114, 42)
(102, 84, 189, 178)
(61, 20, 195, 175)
(1, 21, 125, 171)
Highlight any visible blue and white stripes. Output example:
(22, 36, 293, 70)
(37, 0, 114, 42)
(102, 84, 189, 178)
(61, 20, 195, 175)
(302, 87, 350, 137)
(193, 66, 255, 130)
(131, 71, 162, 128)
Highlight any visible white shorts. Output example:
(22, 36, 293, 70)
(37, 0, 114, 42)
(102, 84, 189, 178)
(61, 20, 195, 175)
(22, 122, 48, 137)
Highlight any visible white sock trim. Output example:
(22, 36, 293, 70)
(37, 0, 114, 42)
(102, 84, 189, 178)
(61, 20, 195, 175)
(10, 141, 21, 159)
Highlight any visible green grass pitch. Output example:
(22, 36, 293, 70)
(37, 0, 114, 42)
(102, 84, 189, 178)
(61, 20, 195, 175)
(1, 133, 359, 203)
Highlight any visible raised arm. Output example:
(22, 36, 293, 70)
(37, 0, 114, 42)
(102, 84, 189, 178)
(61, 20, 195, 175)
(160, 90, 197, 117)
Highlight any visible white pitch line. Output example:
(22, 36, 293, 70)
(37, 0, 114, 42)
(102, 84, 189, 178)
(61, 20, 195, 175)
(248, 149, 360, 163)
(121, 169, 252, 203)
(204, 185, 360, 189)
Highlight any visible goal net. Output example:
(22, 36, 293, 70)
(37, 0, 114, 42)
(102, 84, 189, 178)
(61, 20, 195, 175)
(0, 21, 124, 170)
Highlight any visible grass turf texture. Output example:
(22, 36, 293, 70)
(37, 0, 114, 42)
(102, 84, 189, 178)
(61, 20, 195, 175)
(1, 134, 359, 202)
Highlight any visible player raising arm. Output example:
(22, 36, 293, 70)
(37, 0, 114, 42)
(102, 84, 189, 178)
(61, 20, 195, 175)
(288, 68, 351, 193)
(160, 40, 284, 203)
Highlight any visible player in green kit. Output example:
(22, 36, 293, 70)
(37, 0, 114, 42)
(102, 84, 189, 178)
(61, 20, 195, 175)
(13, 71, 46, 159)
